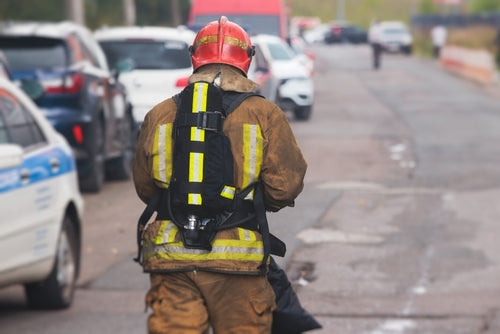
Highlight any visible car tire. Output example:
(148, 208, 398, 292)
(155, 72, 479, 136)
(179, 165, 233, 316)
(80, 117, 105, 193)
(106, 111, 134, 180)
(294, 105, 312, 121)
(24, 214, 80, 310)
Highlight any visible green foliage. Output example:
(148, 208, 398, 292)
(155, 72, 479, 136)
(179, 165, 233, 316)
(0, 0, 192, 29)
(87, 0, 124, 28)
(0, 0, 65, 22)
(469, 0, 500, 13)
(288, 0, 416, 28)
(418, 0, 438, 14)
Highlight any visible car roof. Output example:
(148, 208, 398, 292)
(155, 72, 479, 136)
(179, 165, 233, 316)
(94, 26, 195, 44)
(379, 21, 407, 28)
(0, 21, 90, 38)
(251, 34, 283, 43)
(0, 21, 110, 70)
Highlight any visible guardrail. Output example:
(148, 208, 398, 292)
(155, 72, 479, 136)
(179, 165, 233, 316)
(439, 45, 498, 84)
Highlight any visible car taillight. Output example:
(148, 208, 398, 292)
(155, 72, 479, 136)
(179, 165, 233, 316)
(44, 73, 84, 94)
(72, 125, 84, 144)
(175, 76, 189, 88)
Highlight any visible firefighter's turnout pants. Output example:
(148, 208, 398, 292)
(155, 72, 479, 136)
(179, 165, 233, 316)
(146, 271, 276, 334)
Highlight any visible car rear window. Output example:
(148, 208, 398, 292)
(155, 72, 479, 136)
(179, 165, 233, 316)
(267, 42, 294, 61)
(99, 40, 191, 70)
(0, 37, 67, 70)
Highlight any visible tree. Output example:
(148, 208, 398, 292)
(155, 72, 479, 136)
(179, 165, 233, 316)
(469, 0, 500, 13)
(418, 0, 438, 14)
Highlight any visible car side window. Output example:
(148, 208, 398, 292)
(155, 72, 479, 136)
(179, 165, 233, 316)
(254, 45, 269, 72)
(0, 89, 46, 149)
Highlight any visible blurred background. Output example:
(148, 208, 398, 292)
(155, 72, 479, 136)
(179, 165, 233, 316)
(0, 0, 500, 60)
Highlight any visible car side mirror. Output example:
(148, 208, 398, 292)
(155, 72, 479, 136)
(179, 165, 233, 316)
(0, 144, 23, 170)
(20, 79, 44, 100)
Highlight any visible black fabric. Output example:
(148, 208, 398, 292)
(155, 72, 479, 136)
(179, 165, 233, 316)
(170, 82, 234, 217)
(268, 257, 322, 334)
(133, 187, 162, 264)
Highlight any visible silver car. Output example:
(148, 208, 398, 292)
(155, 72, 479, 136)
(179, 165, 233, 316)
(250, 34, 314, 120)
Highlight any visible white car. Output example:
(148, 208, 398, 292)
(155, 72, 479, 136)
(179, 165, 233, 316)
(379, 21, 413, 54)
(95, 26, 195, 127)
(251, 34, 314, 120)
(0, 77, 83, 309)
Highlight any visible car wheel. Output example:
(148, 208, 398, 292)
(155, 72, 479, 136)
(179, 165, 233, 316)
(80, 118, 105, 192)
(106, 111, 134, 180)
(294, 105, 312, 121)
(24, 214, 80, 310)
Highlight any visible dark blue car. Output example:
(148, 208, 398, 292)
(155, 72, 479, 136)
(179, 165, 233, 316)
(0, 21, 135, 192)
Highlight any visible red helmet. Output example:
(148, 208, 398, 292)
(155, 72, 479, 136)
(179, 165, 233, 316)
(190, 16, 254, 75)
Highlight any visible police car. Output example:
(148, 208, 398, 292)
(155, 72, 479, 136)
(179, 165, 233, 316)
(0, 76, 83, 309)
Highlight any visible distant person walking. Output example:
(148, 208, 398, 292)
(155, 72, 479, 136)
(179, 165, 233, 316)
(431, 25, 447, 59)
(368, 20, 383, 69)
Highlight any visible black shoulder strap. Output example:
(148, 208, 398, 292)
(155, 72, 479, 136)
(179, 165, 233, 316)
(133, 187, 162, 264)
(222, 91, 263, 115)
(174, 88, 262, 115)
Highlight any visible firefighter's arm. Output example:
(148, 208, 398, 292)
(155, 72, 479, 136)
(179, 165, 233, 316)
(132, 111, 156, 204)
(260, 107, 307, 212)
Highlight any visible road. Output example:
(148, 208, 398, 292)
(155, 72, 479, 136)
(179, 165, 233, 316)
(2, 43, 500, 333)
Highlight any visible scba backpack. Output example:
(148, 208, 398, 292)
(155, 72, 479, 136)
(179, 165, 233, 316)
(134, 81, 286, 266)
(167, 81, 250, 249)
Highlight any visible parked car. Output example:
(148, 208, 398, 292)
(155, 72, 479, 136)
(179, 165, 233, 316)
(0, 21, 135, 193)
(0, 76, 83, 309)
(302, 24, 330, 44)
(251, 34, 314, 120)
(287, 36, 315, 77)
(378, 21, 413, 54)
(324, 22, 368, 44)
(248, 42, 280, 105)
(94, 25, 195, 128)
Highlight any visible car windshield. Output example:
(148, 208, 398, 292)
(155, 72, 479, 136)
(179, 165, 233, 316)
(194, 14, 280, 37)
(99, 40, 191, 70)
(382, 27, 407, 35)
(267, 42, 294, 61)
(0, 37, 67, 70)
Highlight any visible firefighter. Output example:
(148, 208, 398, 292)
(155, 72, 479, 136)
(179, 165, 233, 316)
(132, 16, 307, 334)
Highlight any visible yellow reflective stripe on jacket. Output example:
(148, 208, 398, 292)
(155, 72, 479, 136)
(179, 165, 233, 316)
(155, 220, 177, 244)
(242, 123, 263, 191)
(145, 243, 264, 262)
(152, 124, 173, 188)
(143, 224, 264, 262)
(239, 228, 257, 242)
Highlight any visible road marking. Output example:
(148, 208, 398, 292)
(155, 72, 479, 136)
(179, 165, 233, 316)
(371, 319, 416, 334)
(318, 181, 445, 195)
(297, 228, 383, 245)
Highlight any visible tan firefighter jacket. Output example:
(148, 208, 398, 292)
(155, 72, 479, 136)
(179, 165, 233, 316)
(132, 64, 307, 274)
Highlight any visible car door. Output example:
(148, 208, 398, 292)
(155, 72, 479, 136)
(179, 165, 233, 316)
(79, 33, 127, 156)
(0, 87, 60, 276)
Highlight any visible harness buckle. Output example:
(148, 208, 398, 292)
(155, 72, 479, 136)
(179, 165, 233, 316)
(196, 111, 224, 132)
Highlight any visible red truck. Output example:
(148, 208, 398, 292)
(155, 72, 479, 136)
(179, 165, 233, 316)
(188, 0, 289, 40)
